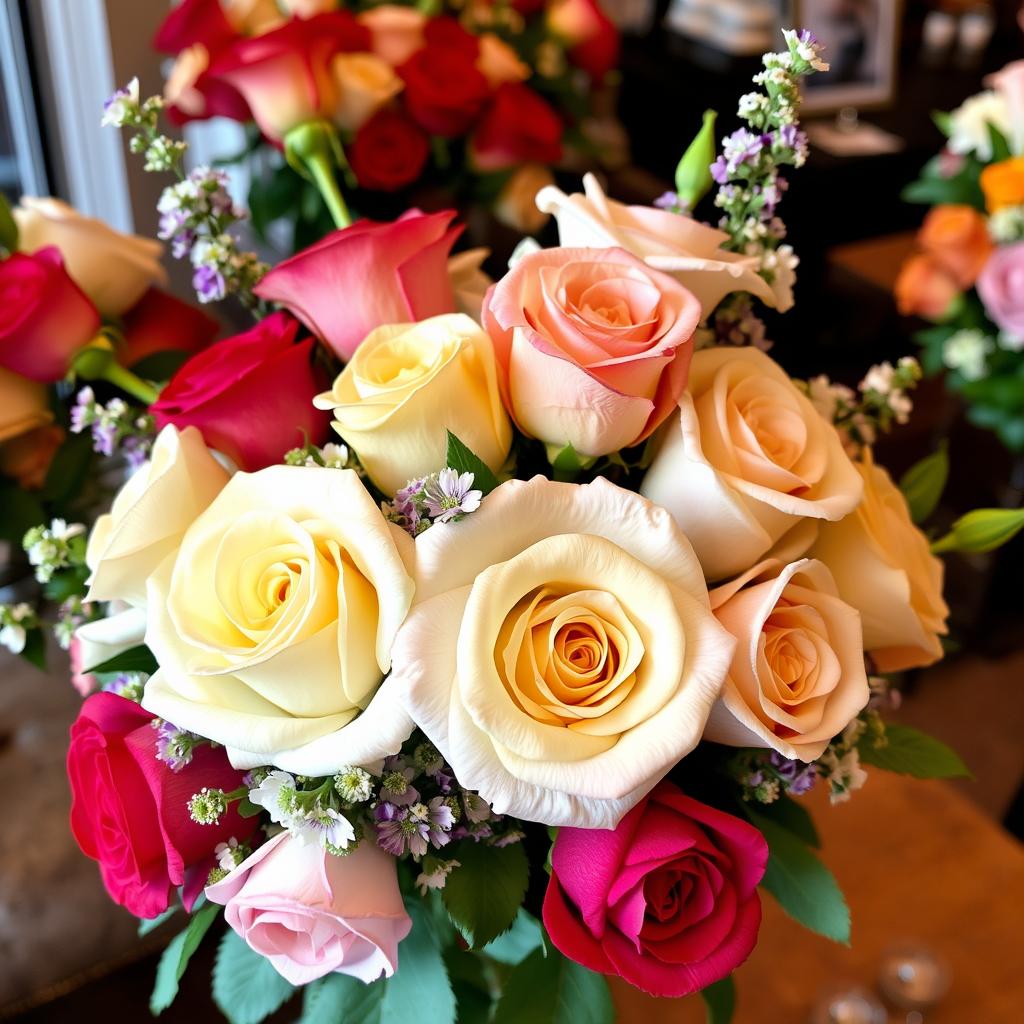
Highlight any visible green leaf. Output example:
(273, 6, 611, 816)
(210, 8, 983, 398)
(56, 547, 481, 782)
(0, 482, 45, 545)
(445, 431, 499, 496)
(213, 929, 295, 1024)
(988, 121, 1012, 162)
(746, 811, 850, 944)
(442, 840, 529, 949)
(453, 979, 494, 1024)
(237, 797, 263, 818)
(745, 793, 819, 849)
(899, 443, 949, 523)
(0, 192, 18, 252)
(138, 905, 178, 937)
(491, 946, 614, 1024)
(41, 432, 94, 504)
(482, 909, 545, 965)
(675, 109, 718, 210)
(931, 110, 953, 137)
(150, 902, 219, 1015)
(83, 643, 158, 675)
(383, 900, 456, 1024)
(700, 975, 736, 1024)
(129, 348, 195, 381)
(931, 506, 1024, 554)
(299, 974, 384, 1024)
(545, 443, 596, 481)
(858, 724, 971, 779)
(18, 629, 46, 671)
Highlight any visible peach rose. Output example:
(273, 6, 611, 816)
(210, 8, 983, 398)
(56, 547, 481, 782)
(221, 0, 285, 35)
(980, 156, 1024, 214)
(494, 164, 555, 235)
(332, 52, 403, 133)
(535, 174, 778, 317)
(448, 248, 492, 322)
(477, 34, 530, 88)
(0, 366, 52, 445)
(894, 253, 961, 321)
(808, 449, 949, 673)
(641, 347, 863, 581)
(358, 5, 426, 67)
(917, 204, 993, 288)
(704, 558, 869, 761)
(482, 246, 702, 457)
(0, 423, 64, 490)
(986, 60, 1024, 155)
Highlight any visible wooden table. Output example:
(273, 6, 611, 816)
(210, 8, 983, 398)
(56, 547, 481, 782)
(612, 772, 1024, 1023)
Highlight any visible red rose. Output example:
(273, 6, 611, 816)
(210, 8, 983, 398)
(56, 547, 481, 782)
(399, 46, 490, 137)
(548, 0, 619, 82)
(151, 311, 330, 471)
(350, 108, 430, 192)
(0, 248, 100, 382)
(471, 84, 563, 171)
(543, 782, 768, 998)
(153, 0, 237, 56)
(423, 16, 479, 56)
(68, 692, 254, 919)
(254, 210, 461, 360)
(119, 287, 220, 368)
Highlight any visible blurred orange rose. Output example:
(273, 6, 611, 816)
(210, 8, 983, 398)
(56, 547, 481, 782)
(0, 366, 52, 444)
(894, 253, 960, 321)
(980, 156, 1024, 213)
(917, 204, 993, 288)
(0, 424, 65, 490)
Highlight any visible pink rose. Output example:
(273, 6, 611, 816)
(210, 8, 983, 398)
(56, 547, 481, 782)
(986, 60, 1024, 155)
(254, 210, 461, 361)
(978, 243, 1024, 345)
(543, 781, 767, 998)
(482, 246, 701, 456)
(206, 832, 412, 985)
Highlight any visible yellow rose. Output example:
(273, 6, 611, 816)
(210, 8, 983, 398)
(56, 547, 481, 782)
(808, 449, 949, 673)
(332, 52, 403, 133)
(642, 347, 863, 581)
(494, 165, 556, 235)
(314, 313, 513, 496)
(390, 476, 735, 828)
(141, 467, 416, 772)
(15, 197, 167, 317)
(0, 366, 52, 444)
(705, 558, 869, 761)
(86, 425, 230, 607)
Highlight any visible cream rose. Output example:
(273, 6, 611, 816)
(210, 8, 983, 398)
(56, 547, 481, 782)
(15, 197, 167, 317)
(703, 558, 869, 761)
(86, 425, 230, 607)
(448, 249, 492, 323)
(808, 449, 949, 673)
(535, 174, 779, 317)
(332, 53, 403, 134)
(0, 366, 52, 444)
(389, 475, 735, 828)
(141, 466, 416, 772)
(641, 347, 863, 581)
(313, 314, 512, 496)
(75, 607, 148, 674)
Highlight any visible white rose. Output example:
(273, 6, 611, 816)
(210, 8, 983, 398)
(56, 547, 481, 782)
(948, 90, 1011, 161)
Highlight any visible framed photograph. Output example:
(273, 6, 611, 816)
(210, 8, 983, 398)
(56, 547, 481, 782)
(790, 0, 903, 113)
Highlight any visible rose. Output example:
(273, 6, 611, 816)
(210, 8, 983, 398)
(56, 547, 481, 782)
(704, 558, 869, 761)
(470, 84, 563, 172)
(980, 157, 1024, 214)
(0, 248, 100, 382)
(543, 781, 767, 998)
(118, 287, 219, 368)
(151, 312, 331, 472)
(894, 253, 961, 321)
(153, 0, 238, 55)
(221, 0, 285, 34)
(332, 52, 403, 133)
(0, 423, 63, 490)
(978, 243, 1024, 345)
(207, 831, 411, 984)
(141, 466, 416, 773)
(349, 108, 430, 192)
(986, 60, 1024, 155)
(536, 174, 779, 317)
(547, 0, 619, 81)
(313, 313, 512, 495)
(358, 5, 426, 67)
(0, 366, 52, 444)
(281, 0, 341, 17)
(86, 425, 230, 607)
(74, 607, 147, 679)
(917, 204, 993, 288)
(808, 449, 949, 673)
(398, 46, 490, 138)
(448, 248, 492, 322)
(14, 198, 167, 317)
(477, 34, 530, 88)
(481, 246, 701, 457)
(423, 15, 479, 56)
(389, 475, 735, 828)
(254, 210, 461, 361)
(641, 347, 863, 582)
(947, 91, 1011, 161)
(494, 165, 556, 234)
(164, 44, 251, 124)
(68, 691, 254, 918)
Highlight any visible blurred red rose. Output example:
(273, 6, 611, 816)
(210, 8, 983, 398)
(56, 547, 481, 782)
(68, 692, 255, 919)
(151, 311, 330, 470)
(165, 44, 252, 125)
(471, 83, 563, 171)
(0, 247, 100, 381)
(153, 0, 237, 56)
(254, 209, 461, 360)
(119, 287, 220, 368)
(399, 46, 490, 137)
(423, 16, 479, 56)
(549, 0, 619, 81)
(350, 108, 430, 192)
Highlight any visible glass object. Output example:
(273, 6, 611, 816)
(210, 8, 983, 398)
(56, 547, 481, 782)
(809, 985, 887, 1024)
(878, 943, 951, 1013)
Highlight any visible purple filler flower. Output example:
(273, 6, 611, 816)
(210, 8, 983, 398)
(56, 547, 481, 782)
(192, 264, 226, 303)
(424, 469, 482, 523)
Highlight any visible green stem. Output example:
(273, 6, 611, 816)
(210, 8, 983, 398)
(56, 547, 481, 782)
(306, 150, 352, 230)
(102, 362, 161, 406)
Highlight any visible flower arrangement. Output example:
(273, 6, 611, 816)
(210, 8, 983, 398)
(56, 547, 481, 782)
(13, 28, 1024, 1024)
(897, 60, 1024, 452)
(153, 0, 620, 248)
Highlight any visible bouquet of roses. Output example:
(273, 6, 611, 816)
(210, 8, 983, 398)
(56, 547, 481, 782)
(45, 28, 1024, 1024)
(154, 0, 619, 249)
(896, 59, 1024, 453)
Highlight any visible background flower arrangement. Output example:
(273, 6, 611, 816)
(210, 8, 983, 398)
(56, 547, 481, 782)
(5, 23, 1024, 1024)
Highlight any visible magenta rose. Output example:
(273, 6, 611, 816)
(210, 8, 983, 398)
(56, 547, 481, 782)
(151, 311, 330, 471)
(543, 782, 768, 998)
(254, 209, 461, 360)
(68, 692, 254, 918)
(978, 243, 1024, 345)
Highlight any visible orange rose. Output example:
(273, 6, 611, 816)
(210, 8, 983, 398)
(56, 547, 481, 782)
(917, 204, 993, 287)
(980, 156, 1024, 213)
(894, 253, 960, 321)
(0, 424, 64, 490)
